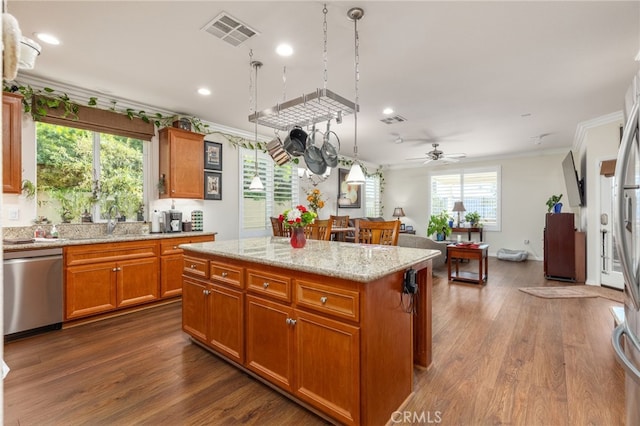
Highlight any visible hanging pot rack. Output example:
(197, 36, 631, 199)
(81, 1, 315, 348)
(248, 87, 357, 132)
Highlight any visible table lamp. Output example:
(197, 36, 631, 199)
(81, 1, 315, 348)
(452, 201, 466, 227)
(392, 207, 405, 219)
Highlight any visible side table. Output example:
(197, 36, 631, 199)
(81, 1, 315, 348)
(447, 243, 489, 284)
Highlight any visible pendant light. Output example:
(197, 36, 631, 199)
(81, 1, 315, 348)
(249, 58, 264, 191)
(346, 7, 365, 185)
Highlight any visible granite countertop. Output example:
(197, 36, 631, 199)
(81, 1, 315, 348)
(180, 237, 440, 283)
(3, 231, 216, 252)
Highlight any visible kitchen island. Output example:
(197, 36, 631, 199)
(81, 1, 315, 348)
(180, 237, 439, 425)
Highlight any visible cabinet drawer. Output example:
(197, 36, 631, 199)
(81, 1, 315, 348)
(183, 255, 209, 279)
(65, 241, 158, 266)
(210, 261, 243, 289)
(160, 235, 214, 255)
(295, 280, 360, 322)
(247, 269, 291, 302)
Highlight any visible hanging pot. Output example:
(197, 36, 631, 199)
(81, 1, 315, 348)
(303, 126, 327, 175)
(321, 121, 340, 168)
(266, 134, 290, 166)
(283, 126, 307, 157)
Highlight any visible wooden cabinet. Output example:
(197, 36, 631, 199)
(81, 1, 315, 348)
(64, 240, 159, 320)
(3, 92, 23, 194)
(544, 213, 585, 282)
(158, 127, 204, 199)
(208, 283, 244, 363)
(160, 234, 214, 298)
(182, 276, 209, 343)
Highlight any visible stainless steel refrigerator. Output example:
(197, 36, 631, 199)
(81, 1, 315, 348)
(612, 70, 640, 425)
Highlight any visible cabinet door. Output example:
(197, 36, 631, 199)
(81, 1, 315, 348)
(294, 309, 360, 425)
(160, 253, 184, 298)
(116, 257, 159, 307)
(159, 127, 204, 199)
(245, 295, 294, 392)
(208, 283, 244, 363)
(182, 276, 209, 342)
(3, 92, 22, 194)
(65, 262, 117, 319)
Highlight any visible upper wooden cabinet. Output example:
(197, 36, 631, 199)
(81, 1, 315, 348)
(3, 92, 23, 194)
(158, 127, 204, 199)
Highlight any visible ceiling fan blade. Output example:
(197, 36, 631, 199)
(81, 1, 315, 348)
(405, 156, 429, 161)
(422, 158, 434, 165)
(440, 157, 460, 163)
(445, 153, 466, 159)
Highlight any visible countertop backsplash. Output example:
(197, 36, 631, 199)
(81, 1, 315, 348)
(3, 222, 150, 240)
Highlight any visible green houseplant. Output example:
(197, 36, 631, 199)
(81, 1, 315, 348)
(465, 211, 481, 227)
(427, 211, 452, 241)
(546, 194, 563, 213)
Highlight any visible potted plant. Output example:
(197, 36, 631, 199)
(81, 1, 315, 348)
(427, 211, 452, 241)
(546, 194, 563, 213)
(465, 211, 481, 227)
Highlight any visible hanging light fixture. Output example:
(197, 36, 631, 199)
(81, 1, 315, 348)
(346, 7, 365, 185)
(249, 55, 264, 191)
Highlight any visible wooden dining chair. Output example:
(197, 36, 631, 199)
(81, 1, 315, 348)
(304, 219, 333, 241)
(354, 219, 401, 246)
(270, 217, 290, 237)
(329, 215, 350, 241)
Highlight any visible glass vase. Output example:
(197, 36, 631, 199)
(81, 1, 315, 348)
(290, 227, 306, 248)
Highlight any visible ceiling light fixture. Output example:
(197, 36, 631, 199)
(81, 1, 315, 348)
(197, 88, 211, 96)
(383, 107, 394, 115)
(276, 43, 293, 57)
(249, 51, 264, 191)
(345, 7, 365, 185)
(34, 32, 60, 45)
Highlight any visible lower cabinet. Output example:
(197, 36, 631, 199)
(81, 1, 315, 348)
(116, 257, 159, 307)
(160, 235, 215, 298)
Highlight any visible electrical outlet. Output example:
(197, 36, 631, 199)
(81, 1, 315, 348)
(8, 208, 19, 221)
(524, 239, 530, 245)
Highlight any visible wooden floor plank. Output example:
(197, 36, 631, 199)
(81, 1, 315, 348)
(4, 259, 625, 425)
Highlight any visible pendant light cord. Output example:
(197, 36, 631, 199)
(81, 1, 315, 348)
(353, 14, 359, 160)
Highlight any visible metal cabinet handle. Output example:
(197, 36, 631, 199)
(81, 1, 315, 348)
(173, 245, 178, 249)
(112, 267, 117, 272)
(263, 282, 269, 289)
(320, 296, 328, 305)
(221, 272, 228, 278)
(203, 289, 210, 296)
(190, 264, 197, 269)
(285, 318, 297, 326)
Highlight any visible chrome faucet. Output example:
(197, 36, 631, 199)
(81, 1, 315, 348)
(107, 205, 119, 235)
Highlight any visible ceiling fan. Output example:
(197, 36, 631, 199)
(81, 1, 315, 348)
(407, 143, 466, 164)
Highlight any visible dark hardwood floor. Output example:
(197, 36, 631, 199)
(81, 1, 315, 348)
(4, 259, 625, 425)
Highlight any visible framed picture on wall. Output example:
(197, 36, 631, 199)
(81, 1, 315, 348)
(337, 168, 361, 208)
(204, 171, 222, 200)
(204, 141, 222, 170)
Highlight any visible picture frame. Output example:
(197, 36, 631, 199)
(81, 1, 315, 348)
(406, 225, 414, 231)
(337, 168, 361, 209)
(204, 171, 222, 200)
(204, 141, 222, 171)
(400, 223, 406, 231)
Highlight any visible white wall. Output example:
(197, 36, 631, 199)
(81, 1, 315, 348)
(382, 152, 569, 259)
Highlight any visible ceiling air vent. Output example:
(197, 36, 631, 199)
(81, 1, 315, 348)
(380, 115, 406, 125)
(202, 12, 259, 47)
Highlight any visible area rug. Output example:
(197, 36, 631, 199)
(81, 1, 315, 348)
(519, 286, 624, 303)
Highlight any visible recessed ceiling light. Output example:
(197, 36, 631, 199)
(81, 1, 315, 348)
(383, 107, 394, 115)
(34, 32, 60, 45)
(197, 88, 211, 96)
(276, 43, 293, 57)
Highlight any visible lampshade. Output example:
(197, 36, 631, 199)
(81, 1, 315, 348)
(249, 175, 264, 191)
(452, 201, 466, 212)
(346, 162, 366, 185)
(392, 207, 405, 217)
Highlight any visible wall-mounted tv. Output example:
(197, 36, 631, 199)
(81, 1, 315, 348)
(562, 150, 585, 207)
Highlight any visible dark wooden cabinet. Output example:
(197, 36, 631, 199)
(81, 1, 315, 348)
(3, 92, 22, 194)
(544, 213, 585, 282)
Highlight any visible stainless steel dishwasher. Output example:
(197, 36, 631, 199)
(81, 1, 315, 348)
(3, 248, 63, 338)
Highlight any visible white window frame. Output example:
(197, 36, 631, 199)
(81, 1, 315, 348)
(365, 174, 382, 217)
(429, 166, 501, 232)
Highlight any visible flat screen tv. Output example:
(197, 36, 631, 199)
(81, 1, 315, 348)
(562, 150, 585, 207)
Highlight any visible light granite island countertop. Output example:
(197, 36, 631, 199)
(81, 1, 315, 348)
(180, 236, 440, 283)
(180, 237, 440, 426)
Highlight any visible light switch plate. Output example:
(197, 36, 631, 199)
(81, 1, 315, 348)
(7, 207, 19, 221)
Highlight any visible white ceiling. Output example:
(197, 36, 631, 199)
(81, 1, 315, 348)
(9, 1, 640, 167)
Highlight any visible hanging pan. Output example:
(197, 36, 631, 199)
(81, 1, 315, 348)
(303, 125, 327, 175)
(283, 126, 307, 157)
(266, 131, 290, 166)
(321, 120, 340, 168)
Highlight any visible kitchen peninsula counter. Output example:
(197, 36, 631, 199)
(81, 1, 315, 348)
(180, 237, 439, 425)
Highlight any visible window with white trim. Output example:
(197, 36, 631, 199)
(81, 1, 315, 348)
(365, 174, 381, 217)
(240, 148, 299, 237)
(429, 167, 501, 231)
